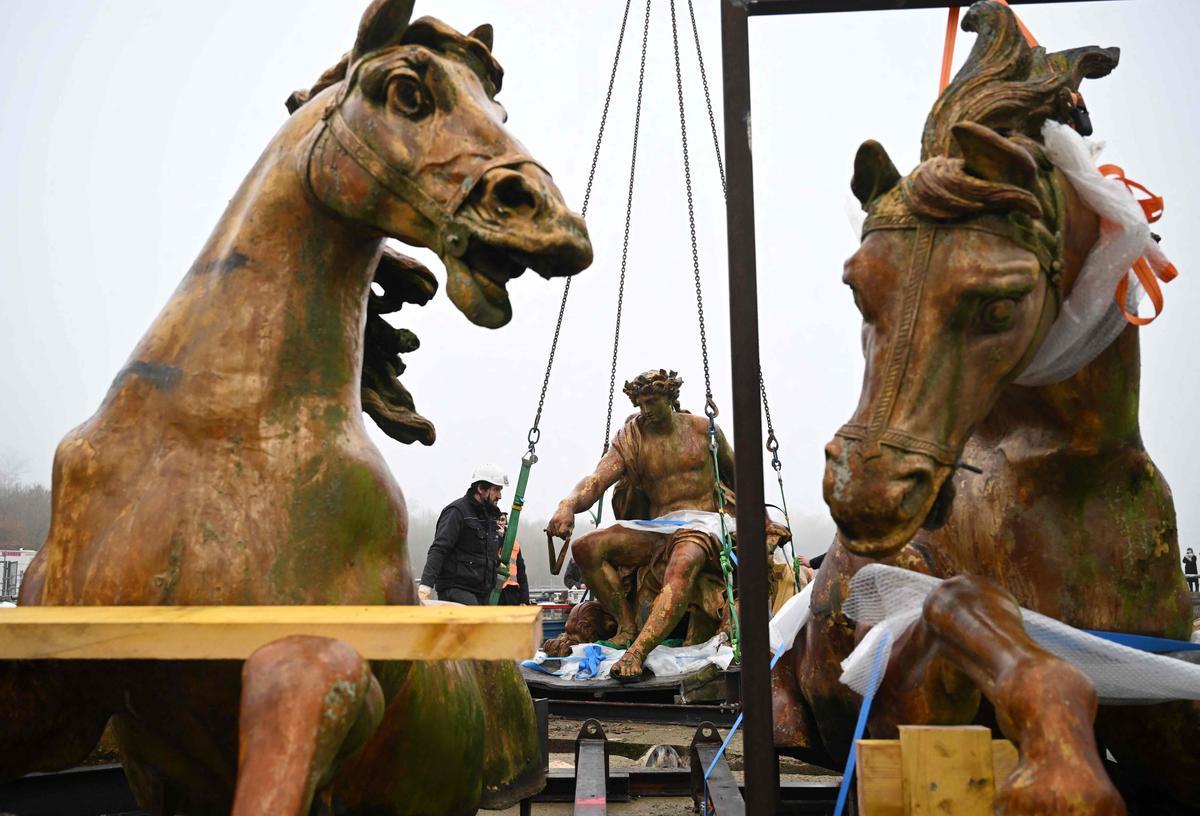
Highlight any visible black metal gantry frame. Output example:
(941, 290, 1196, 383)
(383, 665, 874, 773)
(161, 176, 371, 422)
(718, 1, 1119, 812)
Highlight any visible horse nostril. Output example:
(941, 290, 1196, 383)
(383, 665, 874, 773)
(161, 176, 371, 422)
(489, 172, 538, 216)
(897, 469, 934, 520)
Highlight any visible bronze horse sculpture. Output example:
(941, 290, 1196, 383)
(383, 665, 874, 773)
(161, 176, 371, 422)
(1, 1, 590, 813)
(773, 3, 1197, 813)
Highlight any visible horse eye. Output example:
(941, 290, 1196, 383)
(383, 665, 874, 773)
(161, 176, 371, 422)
(979, 297, 1018, 331)
(387, 71, 426, 116)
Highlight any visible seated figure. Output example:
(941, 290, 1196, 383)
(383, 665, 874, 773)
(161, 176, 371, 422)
(545, 369, 785, 680)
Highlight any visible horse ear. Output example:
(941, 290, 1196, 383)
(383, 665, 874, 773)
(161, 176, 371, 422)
(469, 24, 494, 52)
(851, 140, 901, 212)
(350, 0, 415, 65)
(952, 122, 1038, 192)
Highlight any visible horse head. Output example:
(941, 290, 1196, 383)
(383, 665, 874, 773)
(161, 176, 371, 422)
(287, 0, 593, 444)
(824, 1, 1118, 557)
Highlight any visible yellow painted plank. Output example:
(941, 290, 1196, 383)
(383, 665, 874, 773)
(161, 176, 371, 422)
(899, 725, 995, 815)
(857, 736, 1017, 815)
(0, 605, 542, 661)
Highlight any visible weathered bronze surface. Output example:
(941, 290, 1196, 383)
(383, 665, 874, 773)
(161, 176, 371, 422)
(773, 3, 1197, 813)
(545, 370, 787, 680)
(0, 1, 590, 814)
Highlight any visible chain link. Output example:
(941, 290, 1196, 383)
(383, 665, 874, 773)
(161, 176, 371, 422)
(602, 0, 654, 455)
(669, 0, 715, 413)
(686, 0, 726, 197)
(526, 0, 637, 451)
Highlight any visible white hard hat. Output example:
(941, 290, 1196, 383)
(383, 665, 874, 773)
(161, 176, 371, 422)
(471, 464, 509, 487)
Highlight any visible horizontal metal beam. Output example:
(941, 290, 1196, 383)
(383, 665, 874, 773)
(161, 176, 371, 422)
(547, 699, 739, 728)
(744, 0, 1119, 15)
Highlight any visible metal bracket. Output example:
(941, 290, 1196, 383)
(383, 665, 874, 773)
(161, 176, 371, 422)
(573, 718, 610, 815)
(689, 721, 745, 815)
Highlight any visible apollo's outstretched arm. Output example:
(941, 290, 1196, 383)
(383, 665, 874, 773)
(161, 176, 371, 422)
(546, 447, 625, 541)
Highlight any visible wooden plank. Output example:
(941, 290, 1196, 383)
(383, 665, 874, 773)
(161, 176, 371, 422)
(857, 735, 1018, 815)
(0, 605, 542, 661)
(899, 725, 994, 815)
(857, 739, 906, 816)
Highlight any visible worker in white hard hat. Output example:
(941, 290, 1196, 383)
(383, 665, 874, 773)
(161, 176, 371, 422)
(418, 465, 509, 605)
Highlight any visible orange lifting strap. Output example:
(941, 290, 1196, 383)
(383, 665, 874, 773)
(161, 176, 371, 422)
(938, 1, 1178, 326)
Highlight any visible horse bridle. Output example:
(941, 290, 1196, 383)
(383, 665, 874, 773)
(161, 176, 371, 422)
(306, 68, 549, 261)
(835, 211, 1063, 466)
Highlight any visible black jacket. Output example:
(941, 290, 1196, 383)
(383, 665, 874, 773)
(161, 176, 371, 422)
(420, 491, 502, 597)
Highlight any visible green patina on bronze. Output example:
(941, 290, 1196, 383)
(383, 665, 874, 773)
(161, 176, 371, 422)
(0, 2, 590, 813)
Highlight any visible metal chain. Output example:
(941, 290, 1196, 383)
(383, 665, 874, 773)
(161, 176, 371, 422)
(669, 0, 716, 419)
(686, 0, 726, 197)
(684, 1, 796, 586)
(602, 0, 654, 456)
(526, 0, 637, 452)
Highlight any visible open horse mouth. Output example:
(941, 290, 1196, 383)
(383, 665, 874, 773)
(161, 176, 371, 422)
(445, 229, 591, 329)
(444, 165, 592, 329)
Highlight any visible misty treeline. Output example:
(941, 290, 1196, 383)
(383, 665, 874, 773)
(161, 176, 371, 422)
(0, 457, 51, 550)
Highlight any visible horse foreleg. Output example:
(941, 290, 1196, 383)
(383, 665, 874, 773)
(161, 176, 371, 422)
(870, 575, 1124, 816)
(231, 635, 383, 816)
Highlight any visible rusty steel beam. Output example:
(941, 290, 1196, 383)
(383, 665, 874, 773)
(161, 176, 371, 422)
(720, 1, 778, 812)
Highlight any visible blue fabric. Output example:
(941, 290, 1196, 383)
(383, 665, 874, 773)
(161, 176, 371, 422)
(1083, 629, 1200, 653)
(576, 644, 606, 680)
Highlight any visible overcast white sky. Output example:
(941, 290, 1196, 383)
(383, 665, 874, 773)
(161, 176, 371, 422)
(2, 1, 1197, 558)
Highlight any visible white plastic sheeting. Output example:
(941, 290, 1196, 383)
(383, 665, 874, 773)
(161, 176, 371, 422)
(523, 632, 735, 681)
(839, 564, 1200, 704)
(1014, 120, 1175, 386)
(614, 509, 734, 539)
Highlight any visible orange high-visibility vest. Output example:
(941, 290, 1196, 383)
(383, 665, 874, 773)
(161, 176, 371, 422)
(502, 539, 521, 589)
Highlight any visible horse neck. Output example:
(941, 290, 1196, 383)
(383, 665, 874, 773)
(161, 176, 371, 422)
(981, 177, 1143, 456)
(124, 109, 383, 425)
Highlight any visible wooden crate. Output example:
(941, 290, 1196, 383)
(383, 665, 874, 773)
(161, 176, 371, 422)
(857, 725, 1019, 815)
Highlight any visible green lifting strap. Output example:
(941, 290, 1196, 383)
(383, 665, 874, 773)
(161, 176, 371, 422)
(706, 412, 740, 664)
(489, 451, 536, 605)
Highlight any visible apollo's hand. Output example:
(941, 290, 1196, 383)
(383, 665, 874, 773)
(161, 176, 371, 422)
(546, 507, 575, 541)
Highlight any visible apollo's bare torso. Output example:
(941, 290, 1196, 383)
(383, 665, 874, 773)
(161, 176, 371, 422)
(618, 413, 726, 517)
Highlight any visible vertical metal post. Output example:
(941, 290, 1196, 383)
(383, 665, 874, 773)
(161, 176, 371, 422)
(720, 0, 779, 811)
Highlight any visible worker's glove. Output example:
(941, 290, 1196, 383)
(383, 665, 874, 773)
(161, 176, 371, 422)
(495, 570, 510, 592)
(417, 584, 433, 602)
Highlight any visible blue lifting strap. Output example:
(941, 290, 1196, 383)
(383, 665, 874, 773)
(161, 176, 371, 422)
(1083, 629, 1200, 653)
(832, 630, 892, 816)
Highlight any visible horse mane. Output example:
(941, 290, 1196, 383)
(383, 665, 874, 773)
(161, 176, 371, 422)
(896, 1, 1118, 240)
(280, 16, 503, 446)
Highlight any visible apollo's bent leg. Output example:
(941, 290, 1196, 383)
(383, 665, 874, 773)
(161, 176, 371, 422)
(572, 526, 661, 647)
(610, 536, 707, 680)
(231, 636, 383, 816)
(870, 575, 1124, 816)
(0, 661, 113, 781)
